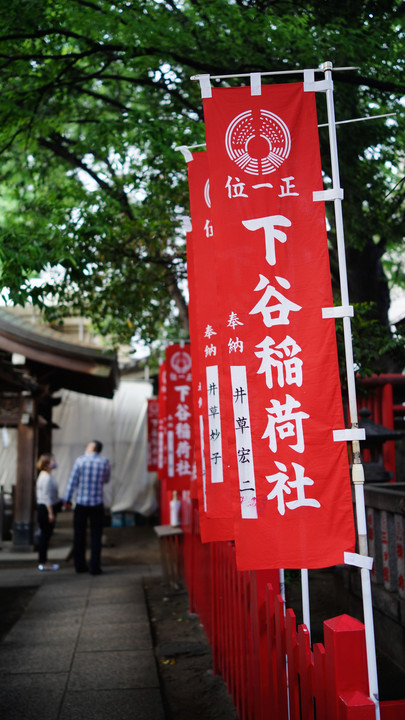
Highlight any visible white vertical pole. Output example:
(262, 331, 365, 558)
(279, 569, 291, 720)
(301, 569, 311, 643)
(279, 568, 286, 606)
(321, 61, 380, 720)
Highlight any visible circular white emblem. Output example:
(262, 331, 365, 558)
(225, 109, 291, 175)
(170, 350, 192, 375)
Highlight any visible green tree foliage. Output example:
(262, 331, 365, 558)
(0, 0, 403, 366)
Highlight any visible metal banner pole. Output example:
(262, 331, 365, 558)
(301, 569, 311, 643)
(317, 60, 380, 719)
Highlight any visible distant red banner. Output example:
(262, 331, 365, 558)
(147, 398, 159, 472)
(202, 82, 355, 569)
(186, 151, 234, 542)
(165, 344, 193, 491)
(157, 362, 167, 481)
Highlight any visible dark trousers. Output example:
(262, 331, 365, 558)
(37, 504, 55, 564)
(73, 503, 104, 573)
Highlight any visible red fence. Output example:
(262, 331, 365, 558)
(180, 497, 405, 720)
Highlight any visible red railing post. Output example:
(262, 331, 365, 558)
(210, 542, 220, 675)
(313, 642, 327, 719)
(235, 567, 248, 720)
(380, 699, 405, 719)
(223, 542, 233, 691)
(298, 624, 314, 720)
(265, 583, 280, 719)
(249, 570, 279, 720)
(324, 614, 371, 720)
(228, 544, 238, 706)
(217, 541, 226, 677)
(274, 593, 289, 720)
(338, 691, 376, 719)
(243, 571, 256, 720)
(285, 609, 300, 720)
(249, 571, 263, 720)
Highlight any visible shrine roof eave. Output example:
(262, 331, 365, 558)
(0, 309, 119, 399)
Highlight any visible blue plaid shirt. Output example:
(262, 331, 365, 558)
(64, 453, 110, 506)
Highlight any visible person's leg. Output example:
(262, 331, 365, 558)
(89, 504, 104, 574)
(37, 505, 49, 564)
(73, 504, 89, 572)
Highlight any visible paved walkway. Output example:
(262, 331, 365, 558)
(0, 522, 166, 720)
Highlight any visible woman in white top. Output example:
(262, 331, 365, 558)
(36, 453, 60, 571)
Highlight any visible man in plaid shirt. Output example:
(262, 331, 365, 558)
(63, 440, 110, 575)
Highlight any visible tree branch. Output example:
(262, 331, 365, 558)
(79, 87, 130, 112)
(337, 71, 405, 95)
(38, 133, 112, 192)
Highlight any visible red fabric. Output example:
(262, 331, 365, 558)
(147, 398, 159, 472)
(157, 362, 167, 482)
(159, 477, 171, 525)
(202, 82, 355, 569)
(186, 152, 234, 542)
(165, 344, 193, 491)
(185, 228, 201, 503)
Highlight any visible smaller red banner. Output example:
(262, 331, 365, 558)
(186, 151, 235, 543)
(165, 344, 194, 491)
(157, 362, 168, 481)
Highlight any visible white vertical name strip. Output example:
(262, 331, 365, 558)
(206, 365, 224, 484)
(167, 429, 174, 477)
(230, 366, 258, 519)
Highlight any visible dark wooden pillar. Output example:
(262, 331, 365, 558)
(37, 394, 60, 457)
(13, 394, 38, 548)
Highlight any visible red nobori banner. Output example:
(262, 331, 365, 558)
(202, 81, 355, 569)
(186, 229, 204, 506)
(165, 344, 194, 491)
(186, 151, 234, 542)
(147, 397, 159, 472)
(157, 362, 168, 481)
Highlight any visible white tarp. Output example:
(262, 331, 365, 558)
(52, 379, 158, 516)
(0, 378, 158, 517)
(0, 428, 17, 492)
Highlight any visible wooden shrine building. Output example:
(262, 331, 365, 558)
(0, 307, 119, 548)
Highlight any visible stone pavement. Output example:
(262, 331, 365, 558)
(0, 520, 167, 720)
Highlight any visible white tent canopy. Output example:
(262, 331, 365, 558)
(52, 379, 157, 516)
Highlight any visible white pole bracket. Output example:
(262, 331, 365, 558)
(193, 74, 212, 98)
(313, 188, 344, 202)
(175, 145, 194, 163)
(322, 306, 354, 319)
(344, 552, 374, 571)
(333, 428, 366, 442)
(303, 69, 333, 93)
(182, 216, 192, 234)
(250, 72, 262, 96)
(352, 463, 365, 485)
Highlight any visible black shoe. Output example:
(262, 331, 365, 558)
(90, 568, 103, 575)
(76, 566, 89, 573)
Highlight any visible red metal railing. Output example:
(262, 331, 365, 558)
(180, 496, 405, 720)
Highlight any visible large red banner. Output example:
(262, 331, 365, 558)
(186, 152, 235, 542)
(202, 81, 355, 569)
(165, 344, 193, 491)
